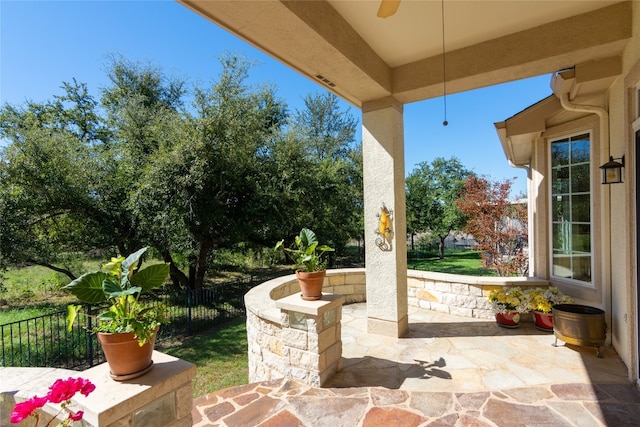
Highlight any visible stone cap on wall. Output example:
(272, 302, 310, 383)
(244, 268, 366, 324)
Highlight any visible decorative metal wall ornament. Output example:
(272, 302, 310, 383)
(375, 203, 394, 251)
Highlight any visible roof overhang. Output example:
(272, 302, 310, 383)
(177, 1, 632, 108)
(495, 56, 622, 166)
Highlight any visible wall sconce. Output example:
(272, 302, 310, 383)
(599, 155, 625, 184)
(375, 203, 393, 251)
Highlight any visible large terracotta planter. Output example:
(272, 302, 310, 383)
(533, 311, 554, 332)
(97, 327, 158, 381)
(495, 311, 520, 328)
(295, 270, 326, 300)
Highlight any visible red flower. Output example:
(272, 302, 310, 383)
(10, 395, 47, 423)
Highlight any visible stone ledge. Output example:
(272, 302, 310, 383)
(276, 293, 345, 316)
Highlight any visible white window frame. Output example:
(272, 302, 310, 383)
(549, 130, 595, 288)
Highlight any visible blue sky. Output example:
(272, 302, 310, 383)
(1, 0, 554, 196)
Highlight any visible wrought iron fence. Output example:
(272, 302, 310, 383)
(1, 273, 285, 370)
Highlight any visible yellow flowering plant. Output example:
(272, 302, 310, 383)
(487, 287, 528, 314)
(524, 287, 573, 314)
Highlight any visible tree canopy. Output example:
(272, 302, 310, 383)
(405, 157, 472, 259)
(0, 54, 362, 289)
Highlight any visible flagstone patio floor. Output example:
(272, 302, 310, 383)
(192, 303, 640, 426)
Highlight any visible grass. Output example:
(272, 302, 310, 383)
(161, 317, 249, 398)
(407, 250, 497, 276)
(0, 259, 104, 312)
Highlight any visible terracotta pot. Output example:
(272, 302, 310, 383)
(295, 269, 326, 300)
(495, 311, 520, 328)
(97, 327, 158, 381)
(533, 311, 554, 332)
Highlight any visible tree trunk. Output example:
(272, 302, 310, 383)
(188, 254, 197, 290)
(160, 250, 189, 289)
(438, 236, 446, 260)
(194, 241, 213, 290)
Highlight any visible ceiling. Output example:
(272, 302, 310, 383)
(327, 0, 621, 67)
(178, 1, 632, 108)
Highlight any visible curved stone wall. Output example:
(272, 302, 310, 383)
(244, 268, 548, 384)
(244, 269, 365, 385)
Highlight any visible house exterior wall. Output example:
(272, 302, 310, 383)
(615, 0, 640, 380)
(528, 1, 640, 377)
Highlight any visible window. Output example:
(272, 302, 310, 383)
(551, 133, 591, 283)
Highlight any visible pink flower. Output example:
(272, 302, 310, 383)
(68, 410, 84, 421)
(77, 378, 96, 397)
(10, 395, 47, 423)
(47, 377, 77, 403)
(11, 377, 95, 425)
(47, 377, 95, 403)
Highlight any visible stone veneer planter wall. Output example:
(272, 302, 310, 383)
(0, 352, 195, 427)
(407, 270, 549, 319)
(245, 268, 549, 387)
(244, 269, 366, 387)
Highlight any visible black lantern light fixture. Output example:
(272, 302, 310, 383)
(599, 155, 625, 184)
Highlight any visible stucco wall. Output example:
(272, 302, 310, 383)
(610, 0, 640, 377)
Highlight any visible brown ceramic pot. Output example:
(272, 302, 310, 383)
(295, 270, 326, 300)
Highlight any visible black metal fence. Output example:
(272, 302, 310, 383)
(1, 273, 285, 370)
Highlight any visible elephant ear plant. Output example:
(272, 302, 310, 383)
(64, 247, 170, 346)
(275, 228, 334, 272)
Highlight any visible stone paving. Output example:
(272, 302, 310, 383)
(192, 303, 640, 426)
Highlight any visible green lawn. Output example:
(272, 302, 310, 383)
(161, 317, 249, 398)
(407, 250, 497, 276)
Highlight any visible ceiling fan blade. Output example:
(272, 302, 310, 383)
(377, 0, 401, 18)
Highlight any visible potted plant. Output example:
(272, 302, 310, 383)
(487, 286, 528, 328)
(524, 287, 573, 331)
(275, 228, 334, 300)
(64, 247, 170, 380)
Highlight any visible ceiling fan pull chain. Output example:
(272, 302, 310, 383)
(442, 0, 448, 126)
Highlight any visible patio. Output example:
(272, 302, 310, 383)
(192, 303, 640, 426)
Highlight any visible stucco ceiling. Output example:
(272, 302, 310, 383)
(178, 1, 631, 108)
(327, 0, 621, 67)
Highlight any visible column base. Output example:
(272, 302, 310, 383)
(367, 315, 409, 338)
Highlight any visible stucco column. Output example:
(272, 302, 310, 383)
(362, 97, 408, 338)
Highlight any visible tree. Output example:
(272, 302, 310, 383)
(0, 54, 363, 289)
(405, 157, 471, 259)
(0, 80, 118, 278)
(130, 54, 288, 289)
(456, 175, 528, 277)
(284, 92, 362, 253)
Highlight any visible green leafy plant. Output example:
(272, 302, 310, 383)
(275, 228, 334, 272)
(64, 247, 170, 345)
